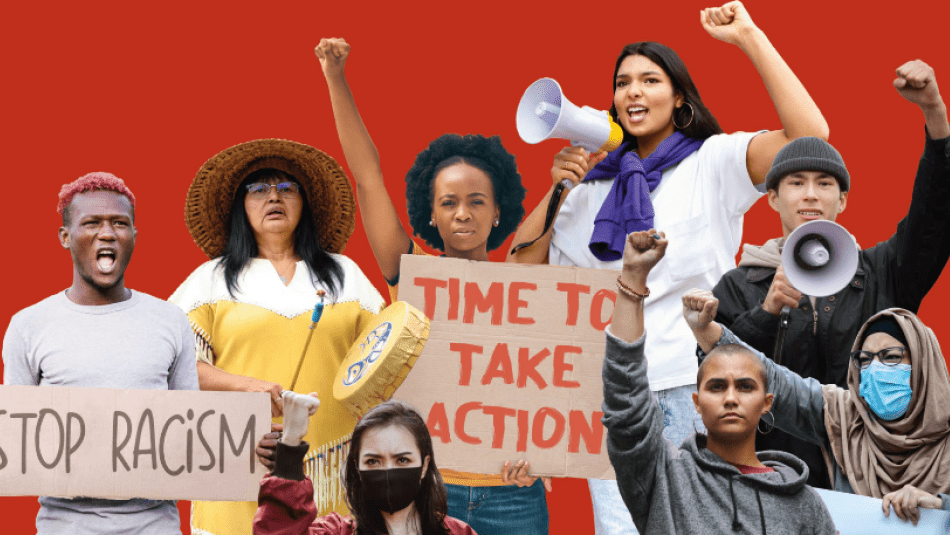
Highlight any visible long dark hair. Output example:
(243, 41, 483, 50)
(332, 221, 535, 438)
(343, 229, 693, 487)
(344, 401, 450, 535)
(608, 42, 723, 151)
(219, 168, 343, 298)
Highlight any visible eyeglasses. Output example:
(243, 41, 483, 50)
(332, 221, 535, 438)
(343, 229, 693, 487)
(849, 347, 908, 370)
(245, 181, 301, 198)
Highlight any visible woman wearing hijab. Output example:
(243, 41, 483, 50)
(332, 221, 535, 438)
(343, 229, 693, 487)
(689, 293, 950, 526)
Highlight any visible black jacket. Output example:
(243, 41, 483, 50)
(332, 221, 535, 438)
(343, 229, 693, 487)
(712, 129, 950, 487)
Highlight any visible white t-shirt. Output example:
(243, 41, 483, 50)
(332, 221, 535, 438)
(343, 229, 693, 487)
(550, 131, 764, 390)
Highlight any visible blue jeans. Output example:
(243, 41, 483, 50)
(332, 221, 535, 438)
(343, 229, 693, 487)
(589, 384, 705, 535)
(447, 479, 549, 535)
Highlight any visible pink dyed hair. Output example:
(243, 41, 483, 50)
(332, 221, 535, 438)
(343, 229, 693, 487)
(57, 172, 136, 221)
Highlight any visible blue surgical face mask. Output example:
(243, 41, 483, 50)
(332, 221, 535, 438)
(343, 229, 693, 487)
(859, 361, 912, 421)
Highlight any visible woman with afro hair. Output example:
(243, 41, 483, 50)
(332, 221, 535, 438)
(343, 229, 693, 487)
(316, 38, 549, 535)
(315, 39, 525, 300)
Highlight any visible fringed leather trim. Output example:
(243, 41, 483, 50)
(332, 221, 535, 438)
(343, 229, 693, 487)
(304, 434, 352, 514)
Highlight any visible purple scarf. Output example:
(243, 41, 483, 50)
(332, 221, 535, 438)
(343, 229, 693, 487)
(583, 131, 705, 261)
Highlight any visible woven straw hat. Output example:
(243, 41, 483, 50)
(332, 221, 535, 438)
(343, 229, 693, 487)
(185, 139, 355, 258)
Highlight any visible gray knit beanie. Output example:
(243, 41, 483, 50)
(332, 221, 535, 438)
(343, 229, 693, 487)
(765, 137, 850, 191)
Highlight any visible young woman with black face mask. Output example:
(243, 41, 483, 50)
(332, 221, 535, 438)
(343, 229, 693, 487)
(254, 394, 476, 535)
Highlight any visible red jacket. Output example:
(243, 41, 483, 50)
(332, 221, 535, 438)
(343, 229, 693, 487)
(252, 442, 476, 535)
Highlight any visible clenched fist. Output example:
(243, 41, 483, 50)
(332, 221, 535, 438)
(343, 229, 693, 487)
(315, 38, 350, 78)
(894, 60, 942, 109)
(700, 1, 759, 45)
(683, 288, 719, 332)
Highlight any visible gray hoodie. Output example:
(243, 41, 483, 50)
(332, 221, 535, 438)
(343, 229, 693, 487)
(602, 330, 836, 534)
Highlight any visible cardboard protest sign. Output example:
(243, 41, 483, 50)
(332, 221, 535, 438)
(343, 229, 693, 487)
(395, 255, 618, 479)
(0, 386, 270, 501)
(816, 489, 950, 534)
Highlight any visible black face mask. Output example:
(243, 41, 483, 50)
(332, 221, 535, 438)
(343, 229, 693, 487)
(359, 467, 424, 514)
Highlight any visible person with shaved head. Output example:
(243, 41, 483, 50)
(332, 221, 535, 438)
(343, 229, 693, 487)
(599, 230, 835, 534)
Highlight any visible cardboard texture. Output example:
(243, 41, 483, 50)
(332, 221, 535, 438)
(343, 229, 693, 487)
(395, 255, 619, 479)
(0, 386, 270, 501)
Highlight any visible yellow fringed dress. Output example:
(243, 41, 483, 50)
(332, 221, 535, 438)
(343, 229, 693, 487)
(169, 255, 384, 535)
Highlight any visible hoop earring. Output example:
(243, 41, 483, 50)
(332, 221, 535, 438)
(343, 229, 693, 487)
(673, 102, 695, 130)
(757, 411, 775, 435)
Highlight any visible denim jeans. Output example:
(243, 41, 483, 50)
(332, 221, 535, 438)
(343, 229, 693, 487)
(589, 384, 705, 535)
(447, 479, 549, 535)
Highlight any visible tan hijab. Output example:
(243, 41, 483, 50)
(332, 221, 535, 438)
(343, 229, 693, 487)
(821, 308, 950, 497)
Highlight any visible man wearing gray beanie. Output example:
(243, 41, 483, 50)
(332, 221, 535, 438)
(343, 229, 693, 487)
(710, 59, 950, 491)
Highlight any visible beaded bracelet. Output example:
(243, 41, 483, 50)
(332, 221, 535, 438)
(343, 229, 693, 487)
(616, 276, 650, 300)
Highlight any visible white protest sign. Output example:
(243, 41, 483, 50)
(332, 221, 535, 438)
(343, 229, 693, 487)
(817, 489, 950, 534)
(0, 386, 270, 501)
(395, 255, 618, 479)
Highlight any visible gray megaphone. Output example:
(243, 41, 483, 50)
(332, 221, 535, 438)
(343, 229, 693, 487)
(781, 220, 858, 297)
(517, 78, 624, 157)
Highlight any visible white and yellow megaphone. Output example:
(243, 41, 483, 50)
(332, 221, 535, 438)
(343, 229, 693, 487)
(782, 220, 858, 297)
(773, 220, 858, 365)
(517, 78, 624, 157)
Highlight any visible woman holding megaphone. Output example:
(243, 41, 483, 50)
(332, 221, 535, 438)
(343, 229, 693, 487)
(508, 2, 829, 533)
(316, 38, 549, 535)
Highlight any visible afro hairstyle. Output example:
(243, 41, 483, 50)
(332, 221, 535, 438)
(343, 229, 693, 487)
(405, 134, 525, 252)
(58, 172, 136, 225)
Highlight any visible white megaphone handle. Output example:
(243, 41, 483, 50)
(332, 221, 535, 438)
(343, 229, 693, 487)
(564, 110, 607, 189)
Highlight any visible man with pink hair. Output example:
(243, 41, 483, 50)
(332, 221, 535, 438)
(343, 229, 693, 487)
(2, 172, 199, 535)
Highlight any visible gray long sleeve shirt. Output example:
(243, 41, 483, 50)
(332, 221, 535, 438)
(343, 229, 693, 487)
(2, 290, 200, 534)
(602, 328, 836, 534)
(709, 325, 950, 511)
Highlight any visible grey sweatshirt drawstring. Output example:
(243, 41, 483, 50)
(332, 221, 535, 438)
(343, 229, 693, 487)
(755, 487, 767, 534)
(729, 476, 769, 534)
(730, 476, 740, 531)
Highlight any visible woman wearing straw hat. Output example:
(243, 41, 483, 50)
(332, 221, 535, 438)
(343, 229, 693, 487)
(170, 139, 385, 535)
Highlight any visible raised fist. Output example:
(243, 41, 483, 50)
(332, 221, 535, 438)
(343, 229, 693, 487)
(315, 38, 350, 78)
(682, 288, 719, 332)
(621, 230, 668, 281)
(700, 1, 758, 45)
(280, 391, 320, 447)
(893, 60, 942, 109)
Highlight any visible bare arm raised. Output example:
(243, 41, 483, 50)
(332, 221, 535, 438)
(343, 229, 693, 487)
(702, 1, 830, 186)
(316, 38, 411, 282)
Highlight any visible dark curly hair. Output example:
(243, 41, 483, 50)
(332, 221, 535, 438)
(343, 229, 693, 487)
(405, 134, 525, 252)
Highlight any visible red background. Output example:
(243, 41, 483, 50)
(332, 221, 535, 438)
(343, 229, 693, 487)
(2, 0, 949, 532)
